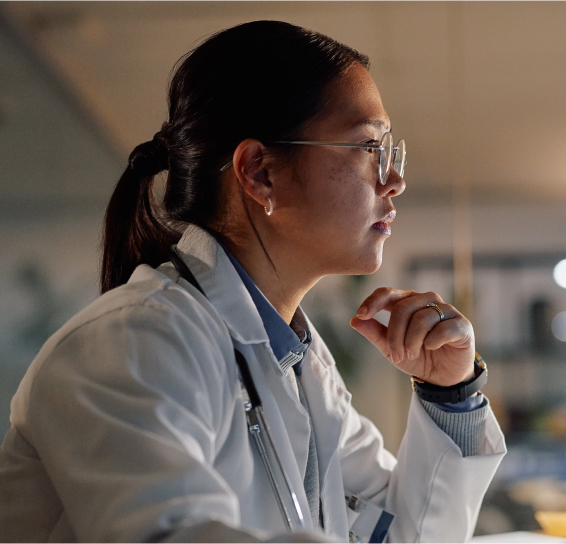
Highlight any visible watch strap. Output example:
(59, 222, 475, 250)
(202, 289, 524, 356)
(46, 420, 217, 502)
(411, 353, 488, 404)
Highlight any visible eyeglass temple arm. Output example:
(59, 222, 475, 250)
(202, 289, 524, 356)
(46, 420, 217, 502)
(273, 141, 404, 161)
(219, 141, 403, 172)
(220, 160, 234, 172)
(270, 140, 387, 149)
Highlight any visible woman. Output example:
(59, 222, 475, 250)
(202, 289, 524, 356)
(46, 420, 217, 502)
(0, 21, 505, 543)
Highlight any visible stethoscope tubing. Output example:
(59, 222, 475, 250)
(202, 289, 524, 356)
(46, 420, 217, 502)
(245, 398, 306, 531)
(169, 246, 306, 532)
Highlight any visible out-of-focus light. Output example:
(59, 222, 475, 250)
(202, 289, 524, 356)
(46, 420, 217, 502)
(553, 259, 566, 288)
(551, 311, 566, 342)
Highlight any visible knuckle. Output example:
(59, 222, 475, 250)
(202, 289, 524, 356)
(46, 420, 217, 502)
(444, 317, 468, 338)
(457, 317, 471, 335)
(396, 297, 413, 312)
(425, 291, 443, 303)
(385, 287, 402, 300)
(414, 311, 432, 327)
(366, 286, 390, 302)
(445, 304, 460, 317)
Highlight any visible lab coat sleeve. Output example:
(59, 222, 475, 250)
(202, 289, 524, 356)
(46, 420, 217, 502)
(17, 290, 283, 543)
(336, 365, 506, 543)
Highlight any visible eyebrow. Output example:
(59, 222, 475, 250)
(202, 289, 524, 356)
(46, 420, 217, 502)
(353, 119, 392, 132)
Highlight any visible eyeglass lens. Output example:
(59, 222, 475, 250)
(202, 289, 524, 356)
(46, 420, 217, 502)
(379, 132, 393, 185)
(394, 139, 406, 178)
(379, 135, 406, 185)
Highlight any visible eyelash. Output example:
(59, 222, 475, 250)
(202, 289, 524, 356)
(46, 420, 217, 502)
(362, 139, 380, 153)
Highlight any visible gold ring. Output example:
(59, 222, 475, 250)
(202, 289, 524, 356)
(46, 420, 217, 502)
(426, 302, 444, 321)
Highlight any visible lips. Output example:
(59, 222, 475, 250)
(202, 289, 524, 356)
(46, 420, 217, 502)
(372, 221, 392, 235)
(380, 210, 396, 224)
(371, 210, 396, 235)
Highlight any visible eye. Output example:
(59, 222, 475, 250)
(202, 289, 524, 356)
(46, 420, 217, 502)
(361, 139, 379, 153)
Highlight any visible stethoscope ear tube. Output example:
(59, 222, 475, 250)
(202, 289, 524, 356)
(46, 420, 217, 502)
(169, 245, 306, 533)
(169, 246, 206, 296)
(234, 349, 262, 408)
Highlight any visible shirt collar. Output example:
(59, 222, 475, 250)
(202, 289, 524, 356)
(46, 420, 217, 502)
(213, 235, 312, 376)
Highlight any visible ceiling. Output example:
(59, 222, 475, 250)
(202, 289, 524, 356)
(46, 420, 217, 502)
(3, 1, 566, 205)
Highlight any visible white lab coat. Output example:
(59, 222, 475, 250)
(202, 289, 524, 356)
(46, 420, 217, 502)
(0, 225, 506, 543)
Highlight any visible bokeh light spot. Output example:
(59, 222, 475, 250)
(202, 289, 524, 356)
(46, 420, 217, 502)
(553, 259, 566, 288)
(551, 311, 566, 342)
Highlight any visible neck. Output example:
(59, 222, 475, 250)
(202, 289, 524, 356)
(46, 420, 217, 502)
(223, 231, 320, 325)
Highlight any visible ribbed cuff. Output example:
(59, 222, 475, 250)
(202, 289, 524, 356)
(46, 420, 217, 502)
(419, 396, 490, 457)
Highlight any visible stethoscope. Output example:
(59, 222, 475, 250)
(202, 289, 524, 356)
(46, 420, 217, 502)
(168, 245, 306, 533)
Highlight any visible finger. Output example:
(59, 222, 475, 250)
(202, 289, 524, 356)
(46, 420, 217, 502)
(350, 317, 391, 359)
(387, 293, 448, 363)
(423, 315, 473, 352)
(356, 287, 416, 319)
(404, 303, 459, 360)
(423, 318, 475, 384)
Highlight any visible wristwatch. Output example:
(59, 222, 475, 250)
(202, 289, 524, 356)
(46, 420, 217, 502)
(411, 352, 487, 404)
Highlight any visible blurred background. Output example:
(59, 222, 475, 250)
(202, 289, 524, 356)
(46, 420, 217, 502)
(1, 1, 566, 537)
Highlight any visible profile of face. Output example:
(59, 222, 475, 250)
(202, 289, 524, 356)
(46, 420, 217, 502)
(266, 63, 406, 278)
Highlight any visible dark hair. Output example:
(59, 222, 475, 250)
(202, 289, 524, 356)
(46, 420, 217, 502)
(100, 20, 369, 294)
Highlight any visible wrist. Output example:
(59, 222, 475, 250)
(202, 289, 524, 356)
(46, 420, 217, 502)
(411, 353, 488, 404)
(462, 364, 477, 383)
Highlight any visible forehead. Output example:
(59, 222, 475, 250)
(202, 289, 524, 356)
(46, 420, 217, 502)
(309, 63, 391, 137)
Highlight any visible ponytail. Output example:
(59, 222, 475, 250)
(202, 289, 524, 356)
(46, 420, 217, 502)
(100, 134, 180, 294)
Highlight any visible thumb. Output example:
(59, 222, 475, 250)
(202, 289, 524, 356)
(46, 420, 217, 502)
(350, 316, 390, 357)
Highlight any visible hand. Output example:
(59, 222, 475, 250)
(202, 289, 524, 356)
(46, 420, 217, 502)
(350, 288, 475, 387)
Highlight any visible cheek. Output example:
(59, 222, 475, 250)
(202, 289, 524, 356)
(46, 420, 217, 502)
(284, 161, 384, 273)
(311, 164, 375, 231)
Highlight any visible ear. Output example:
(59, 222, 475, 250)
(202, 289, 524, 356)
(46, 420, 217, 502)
(231, 139, 274, 211)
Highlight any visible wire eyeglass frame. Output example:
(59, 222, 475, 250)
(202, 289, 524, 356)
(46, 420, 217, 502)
(219, 132, 406, 185)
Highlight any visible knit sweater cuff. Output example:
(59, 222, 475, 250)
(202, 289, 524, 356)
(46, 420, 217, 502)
(419, 397, 490, 457)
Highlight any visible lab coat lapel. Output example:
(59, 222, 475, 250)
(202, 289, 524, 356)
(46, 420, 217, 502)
(175, 225, 313, 520)
(300, 326, 352, 538)
(301, 349, 351, 482)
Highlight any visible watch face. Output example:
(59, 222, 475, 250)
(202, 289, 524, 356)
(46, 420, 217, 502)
(473, 354, 487, 378)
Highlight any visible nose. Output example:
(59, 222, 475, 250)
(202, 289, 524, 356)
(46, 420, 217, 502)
(378, 167, 406, 198)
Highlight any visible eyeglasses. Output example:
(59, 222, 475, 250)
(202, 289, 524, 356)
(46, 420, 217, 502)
(219, 132, 406, 185)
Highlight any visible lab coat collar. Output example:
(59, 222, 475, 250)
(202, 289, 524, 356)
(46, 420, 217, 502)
(175, 225, 269, 345)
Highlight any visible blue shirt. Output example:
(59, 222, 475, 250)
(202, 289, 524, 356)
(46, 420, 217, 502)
(221, 245, 311, 377)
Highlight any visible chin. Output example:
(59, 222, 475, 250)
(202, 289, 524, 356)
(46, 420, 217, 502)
(359, 243, 384, 274)
(329, 239, 384, 275)
(363, 258, 382, 275)
(345, 250, 383, 275)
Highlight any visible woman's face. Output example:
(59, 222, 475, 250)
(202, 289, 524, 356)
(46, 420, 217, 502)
(272, 63, 405, 277)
